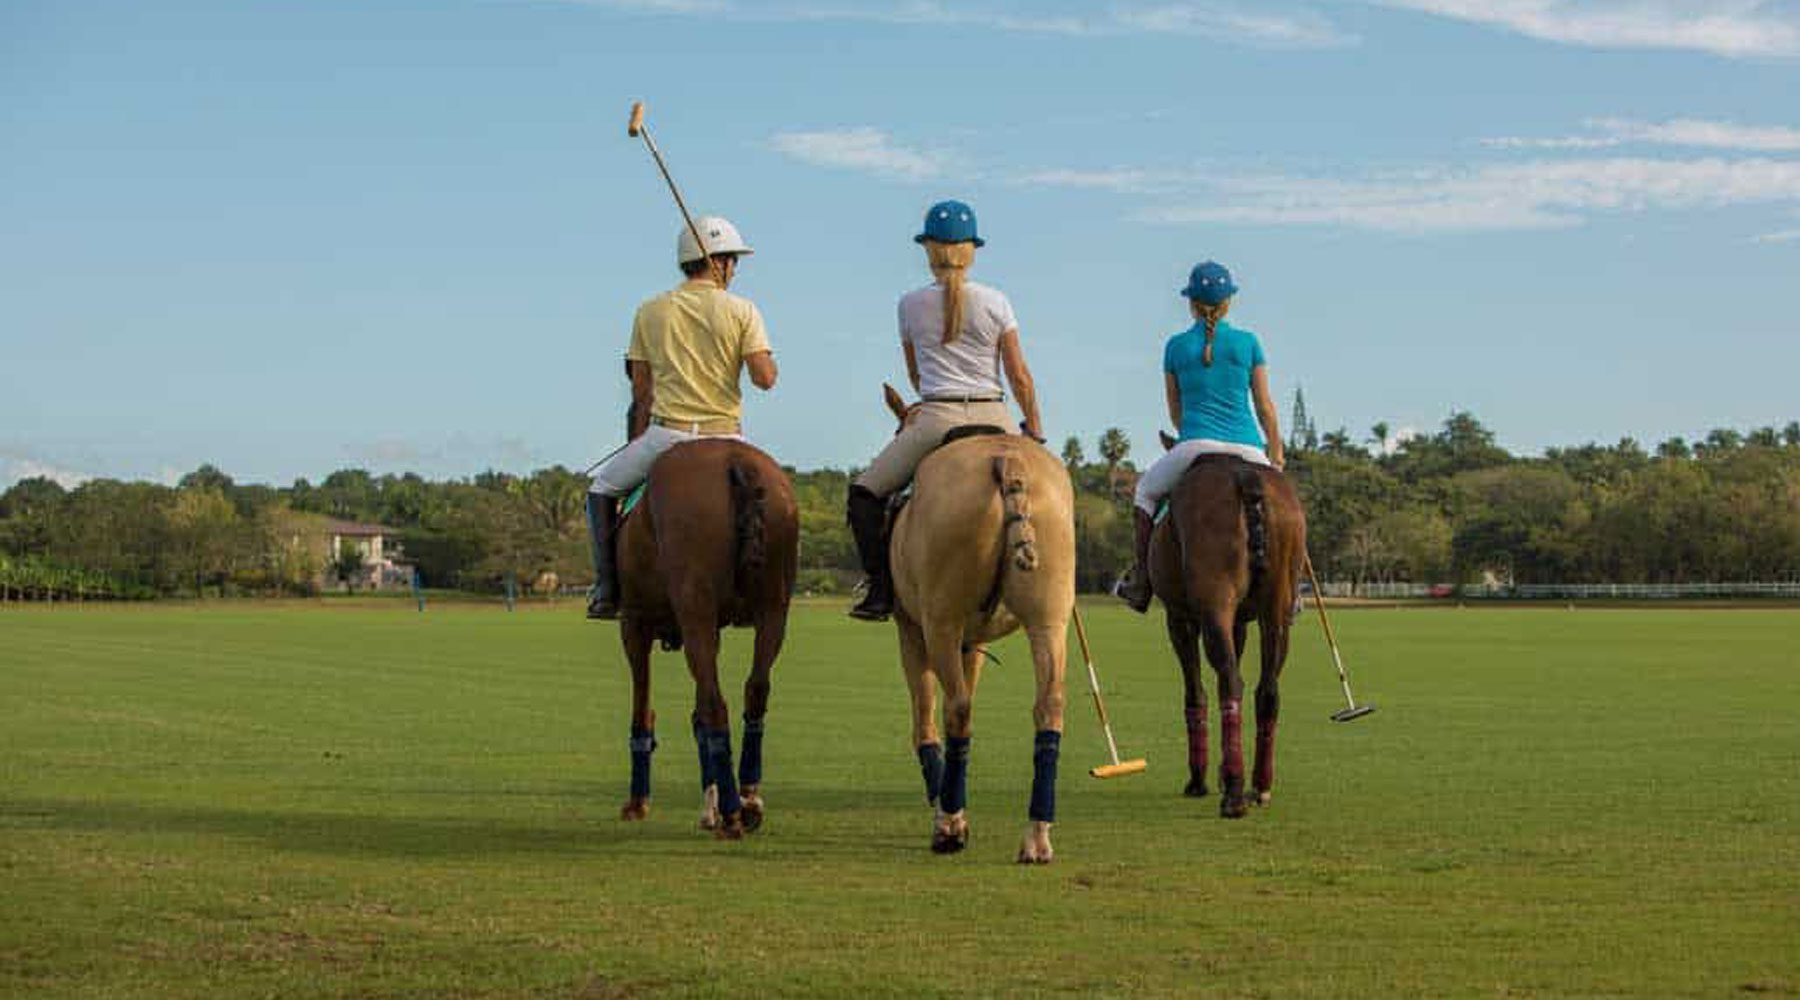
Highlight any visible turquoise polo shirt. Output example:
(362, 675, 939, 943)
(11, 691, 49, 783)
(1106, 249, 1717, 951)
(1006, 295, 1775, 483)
(1163, 320, 1267, 447)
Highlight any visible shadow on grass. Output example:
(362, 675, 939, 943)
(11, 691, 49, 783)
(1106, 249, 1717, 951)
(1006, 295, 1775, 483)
(0, 784, 934, 862)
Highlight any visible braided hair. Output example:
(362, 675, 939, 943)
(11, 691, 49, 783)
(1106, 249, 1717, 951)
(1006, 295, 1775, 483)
(1193, 300, 1230, 367)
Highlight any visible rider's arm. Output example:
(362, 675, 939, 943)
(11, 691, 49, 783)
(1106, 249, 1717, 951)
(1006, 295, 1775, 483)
(902, 339, 921, 394)
(1165, 372, 1181, 431)
(1251, 365, 1284, 469)
(746, 351, 778, 390)
(998, 328, 1044, 442)
(628, 360, 654, 439)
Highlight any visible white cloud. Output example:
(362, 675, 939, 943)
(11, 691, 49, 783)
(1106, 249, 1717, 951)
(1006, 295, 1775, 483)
(767, 127, 949, 181)
(1485, 117, 1800, 152)
(0, 456, 92, 489)
(1377, 0, 1800, 58)
(1131, 157, 1800, 233)
(1013, 167, 1179, 193)
(550, 0, 1356, 48)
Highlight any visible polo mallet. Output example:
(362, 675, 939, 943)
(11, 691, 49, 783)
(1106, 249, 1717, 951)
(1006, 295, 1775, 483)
(1301, 553, 1376, 722)
(1071, 607, 1147, 778)
(626, 101, 724, 287)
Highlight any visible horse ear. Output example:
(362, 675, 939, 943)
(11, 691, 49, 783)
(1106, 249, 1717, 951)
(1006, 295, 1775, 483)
(883, 383, 908, 420)
(1159, 430, 1176, 452)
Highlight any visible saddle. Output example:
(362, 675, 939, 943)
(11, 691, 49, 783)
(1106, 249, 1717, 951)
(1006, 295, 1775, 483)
(886, 424, 1009, 516)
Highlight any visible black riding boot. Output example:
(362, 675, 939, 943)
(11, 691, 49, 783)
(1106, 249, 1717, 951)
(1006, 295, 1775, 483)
(586, 493, 621, 620)
(1115, 507, 1156, 614)
(846, 485, 894, 621)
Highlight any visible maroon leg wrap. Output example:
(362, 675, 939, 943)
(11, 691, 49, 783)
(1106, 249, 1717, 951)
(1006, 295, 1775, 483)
(1184, 706, 1209, 775)
(1219, 699, 1245, 789)
(1253, 714, 1276, 793)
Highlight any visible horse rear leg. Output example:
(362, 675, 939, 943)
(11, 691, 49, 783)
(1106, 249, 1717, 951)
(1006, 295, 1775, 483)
(1253, 617, 1290, 806)
(620, 619, 656, 821)
(1167, 612, 1209, 798)
(897, 608, 943, 807)
(680, 611, 745, 840)
(1017, 622, 1068, 865)
(1199, 612, 1249, 818)
(927, 620, 973, 855)
(736, 607, 787, 833)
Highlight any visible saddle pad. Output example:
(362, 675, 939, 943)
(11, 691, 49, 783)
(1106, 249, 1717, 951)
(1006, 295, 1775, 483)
(620, 480, 649, 519)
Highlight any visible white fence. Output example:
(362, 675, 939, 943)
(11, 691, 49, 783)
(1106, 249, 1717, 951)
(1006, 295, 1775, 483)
(1317, 581, 1800, 600)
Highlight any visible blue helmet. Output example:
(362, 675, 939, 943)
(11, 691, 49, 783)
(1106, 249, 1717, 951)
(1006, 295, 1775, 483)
(915, 199, 984, 247)
(1181, 261, 1238, 304)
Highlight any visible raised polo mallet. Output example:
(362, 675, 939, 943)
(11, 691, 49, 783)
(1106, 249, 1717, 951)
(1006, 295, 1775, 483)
(1071, 607, 1147, 779)
(626, 101, 723, 287)
(1301, 553, 1376, 722)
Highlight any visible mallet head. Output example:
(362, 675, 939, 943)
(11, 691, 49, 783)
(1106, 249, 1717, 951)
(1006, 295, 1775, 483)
(627, 101, 645, 137)
(1330, 704, 1377, 723)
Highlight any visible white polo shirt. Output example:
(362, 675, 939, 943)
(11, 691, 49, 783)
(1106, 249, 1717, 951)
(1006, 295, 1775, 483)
(898, 280, 1017, 399)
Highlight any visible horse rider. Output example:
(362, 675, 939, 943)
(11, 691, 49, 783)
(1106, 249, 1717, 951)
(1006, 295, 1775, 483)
(845, 199, 1047, 621)
(585, 215, 778, 619)
(1114, 260, 1284, 613)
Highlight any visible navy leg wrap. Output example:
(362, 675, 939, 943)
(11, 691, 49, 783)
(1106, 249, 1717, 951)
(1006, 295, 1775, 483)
(628, 727, 657, 801)
(940, 736, 971, 815)
(917, 742, 945, 806)
(692, 715, 711, 792)
(738, 716, 765, 789)
(1029, 729, 1061, 823)
(701, 728, 742, 817)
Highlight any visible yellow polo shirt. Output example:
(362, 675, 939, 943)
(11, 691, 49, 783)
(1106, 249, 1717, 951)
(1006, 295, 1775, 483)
(626, 279, 772, 426)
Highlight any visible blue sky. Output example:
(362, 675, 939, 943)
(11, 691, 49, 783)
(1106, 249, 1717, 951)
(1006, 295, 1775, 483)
(3, 0, 1798, 487)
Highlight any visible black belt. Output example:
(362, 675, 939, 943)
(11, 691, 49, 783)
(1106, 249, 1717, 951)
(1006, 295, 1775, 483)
(924, 394, 1004, 403)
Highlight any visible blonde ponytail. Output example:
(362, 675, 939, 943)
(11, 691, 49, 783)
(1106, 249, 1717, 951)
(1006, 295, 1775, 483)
(924, 240, 976, 345)
(1194, 300, 1229, 367)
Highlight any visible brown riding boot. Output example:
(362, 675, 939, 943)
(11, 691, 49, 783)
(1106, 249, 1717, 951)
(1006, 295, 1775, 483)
(1114, 507, 1156, 614)
(846, 486, 894, 621)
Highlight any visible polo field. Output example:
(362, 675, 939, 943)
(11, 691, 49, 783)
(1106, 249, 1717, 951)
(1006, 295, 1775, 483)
(3, 601, 1795, 997)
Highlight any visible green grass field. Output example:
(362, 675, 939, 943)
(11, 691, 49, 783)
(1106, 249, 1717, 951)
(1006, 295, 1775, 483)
(3, 601, 1796, 997)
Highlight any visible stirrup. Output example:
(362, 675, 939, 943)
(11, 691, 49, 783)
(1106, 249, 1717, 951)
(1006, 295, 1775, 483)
(587, 591, 620, 621)
(1113, 569, 1151, 614)
(848, 578, 892, 622)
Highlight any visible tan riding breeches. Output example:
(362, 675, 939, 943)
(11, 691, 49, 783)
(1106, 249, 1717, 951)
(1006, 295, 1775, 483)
(854, 400, 1014, 497)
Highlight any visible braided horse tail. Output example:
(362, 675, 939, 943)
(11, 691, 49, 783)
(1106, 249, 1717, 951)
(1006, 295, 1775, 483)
(728, 460, 767, 594)
(994, 452, 1039, 572)
(1234, 461, 1268, 595)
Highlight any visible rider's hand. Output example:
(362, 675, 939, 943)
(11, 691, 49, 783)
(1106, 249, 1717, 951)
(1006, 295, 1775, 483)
(1020, 422, 1047, 444)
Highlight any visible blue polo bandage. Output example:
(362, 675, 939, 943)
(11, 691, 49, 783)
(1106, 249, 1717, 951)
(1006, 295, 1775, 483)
(940, 736, 971, 815)
(628, 727, 657, 801)
(1029, 729, 1060, 822)
(699, 728, 742, 817)
(917, 742, 945, 806)
(738, 716, 765, 789)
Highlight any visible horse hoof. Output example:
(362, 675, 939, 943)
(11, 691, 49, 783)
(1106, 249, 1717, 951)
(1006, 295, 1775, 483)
(714, 813, 746, 841)
(619, 798, 651, 821)
(1016, 823, 1054, 865)
(1220, 796, 1249, 819)
(931, 813, 970, 855)
(740, 795, 764, 833)
(1015, 848, 1054, 865)
(1254, 790, 1272, 806)
(1183, 777, 1210, 798)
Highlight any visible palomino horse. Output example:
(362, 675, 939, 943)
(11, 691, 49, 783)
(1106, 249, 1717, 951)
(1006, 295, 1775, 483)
(882, 387, 1076, 863)
(1150, 433, 1306, 818)
(614, 438, 799, 839)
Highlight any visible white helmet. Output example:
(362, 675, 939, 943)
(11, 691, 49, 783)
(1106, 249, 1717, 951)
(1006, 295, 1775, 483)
(677, 215, 754, 265)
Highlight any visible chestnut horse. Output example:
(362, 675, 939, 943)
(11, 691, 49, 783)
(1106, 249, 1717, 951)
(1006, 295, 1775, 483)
(614, 438, 798, 839)
(1149, 436, 1306, 818)
(882, 387, 1076, 863)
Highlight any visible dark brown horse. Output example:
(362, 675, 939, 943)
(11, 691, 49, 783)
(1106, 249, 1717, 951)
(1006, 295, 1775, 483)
(1149, 438, 1306, 818)
(614, 438, 798, 839)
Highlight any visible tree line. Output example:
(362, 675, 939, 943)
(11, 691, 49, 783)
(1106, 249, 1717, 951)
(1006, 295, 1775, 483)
(3, 407, 1797, 601)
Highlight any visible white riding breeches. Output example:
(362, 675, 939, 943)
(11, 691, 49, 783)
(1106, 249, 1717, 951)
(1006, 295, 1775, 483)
(1134, 439, 1273, 515)
(589, 424, 744, 497)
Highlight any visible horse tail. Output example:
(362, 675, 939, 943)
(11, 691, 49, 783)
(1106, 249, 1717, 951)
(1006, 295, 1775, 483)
(1235, 462, 1268, 593)
(993, 452, 1039, 572)
(728, 460, 767, 587)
